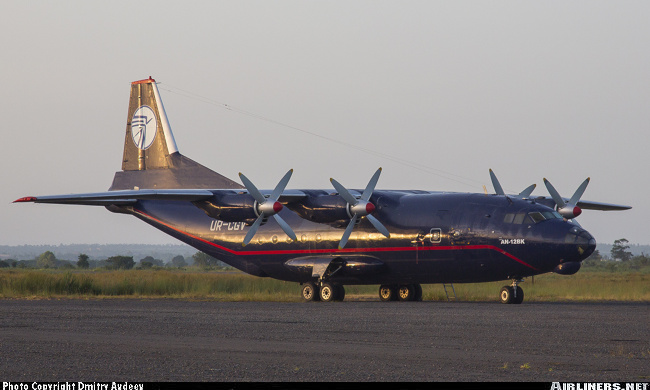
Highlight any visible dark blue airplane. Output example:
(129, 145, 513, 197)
(15, 77, 631, 304)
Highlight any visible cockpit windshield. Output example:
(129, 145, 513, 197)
(528, 210, 563, 224)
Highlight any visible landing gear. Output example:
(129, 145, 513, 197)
(380, 283, 422, 301)
(379, 285, 397, 301)
(302, 281, 345, 302)
(301, 282, 320, 302)
(319, 282, 345, 302)
(397, 284, 423, 301)
(499, 280, 524, 304)
(320, 282, 336, 302)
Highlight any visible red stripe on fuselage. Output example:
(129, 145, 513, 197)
(133, 209, 540, 271)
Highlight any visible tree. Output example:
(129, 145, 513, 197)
(139, 256, 163, 267)
(0, 260, 9, 268)
(37, 251, 57, 268)
(140, 261, 153, 269)
(171, 255, 187, 267)
(611, 238, 633, 262)
(77, 254, 90, 269)
(106, 255, 135, 270)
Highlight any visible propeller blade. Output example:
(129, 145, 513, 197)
(330, 178, 358, 205)
(517, 184, 537, 199)
(367, 214, 390, 238)
(568, 177, 590, 206)
(239, 172, 266, 204)
(361, 167, 382, 202)
(269, 169, 293, 202)
(543, 178, 566, 208)
(332, 168, 389, 249)
(273, 214, 297, 241)
(489, 169, 505, 196)
(338, 215, 359, 249)
(242, 213, 265, 246)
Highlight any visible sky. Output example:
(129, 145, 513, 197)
(1, 1, 648, 246)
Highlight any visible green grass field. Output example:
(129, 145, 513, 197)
(0, 268, 648, 301)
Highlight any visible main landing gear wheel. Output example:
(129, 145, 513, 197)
(301, 282, 320, 302)
(379, 285, 398, 302)
(319, 282, 345, 302)
(398, 284, 423, 301)
(499, 285, 524, 304)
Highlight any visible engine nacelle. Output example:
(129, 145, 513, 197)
(558, 205, 582, 219)
(553, 261, 581, 275)
(193, 194, 258, 223)
(287, 194, 351, 224)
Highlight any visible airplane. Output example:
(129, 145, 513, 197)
(14, 77, 631, 304)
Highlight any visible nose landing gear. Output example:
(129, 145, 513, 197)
(499, 279, 524, 304)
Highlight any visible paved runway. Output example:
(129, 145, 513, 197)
(0, 299, 648, 382)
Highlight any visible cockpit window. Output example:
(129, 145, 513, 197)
(529, 212, 545, 223)
(513, 213, 532, 224)
(542, 211, 562, 220)
(528, 210, 564, 224)
(503, 213, 515, 223)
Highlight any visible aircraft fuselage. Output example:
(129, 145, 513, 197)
(124, 190, 596, 285)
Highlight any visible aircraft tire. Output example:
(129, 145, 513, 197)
(379, 285, 397, 302)
(398, 284, 416, 301)
(320, 282, 336, 302)
(513, 286, 524, 304)
(301, 282, 320, 302)
(413, 284, 423, 301)
(499, 286, 514, 304)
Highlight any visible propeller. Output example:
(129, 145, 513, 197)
(330, 168, 390, 249)
(543, 177, 590, 219)
(238, 169, 297, 246)
(489, 169, 536, 199)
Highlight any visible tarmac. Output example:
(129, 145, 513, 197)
(0, 299, 648, 382)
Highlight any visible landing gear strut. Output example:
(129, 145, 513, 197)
(499, 279, 524, 304)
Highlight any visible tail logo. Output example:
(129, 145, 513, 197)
(131, 105, 157, 150)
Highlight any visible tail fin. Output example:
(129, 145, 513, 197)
(109, 77, 243, 191)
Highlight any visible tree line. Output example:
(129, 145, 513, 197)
(1, 238, 648, 272)
(0, 250, 232, 270)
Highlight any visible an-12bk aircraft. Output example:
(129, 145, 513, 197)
(15, 77, 631, 304)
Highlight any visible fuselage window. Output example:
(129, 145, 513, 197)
(503, 213, 515, 223)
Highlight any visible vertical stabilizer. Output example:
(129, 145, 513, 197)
(110, 77, 243, 190)
(122, 77, 177, 171)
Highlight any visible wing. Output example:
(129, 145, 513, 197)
(533, 196, 631, 212)
(14, 188, 308, 206)
(577, 199, 632, 211)
(13, 189, 215, 206)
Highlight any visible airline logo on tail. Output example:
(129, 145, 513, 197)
(131, 105, 157, 150)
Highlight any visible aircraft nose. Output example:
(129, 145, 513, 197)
(582, 237, 597, 260)
(567, 226, 596, 261)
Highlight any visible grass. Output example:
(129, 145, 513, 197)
(0, 268, 648, 301)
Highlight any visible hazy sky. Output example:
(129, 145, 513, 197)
(2, 1, 648, 246)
